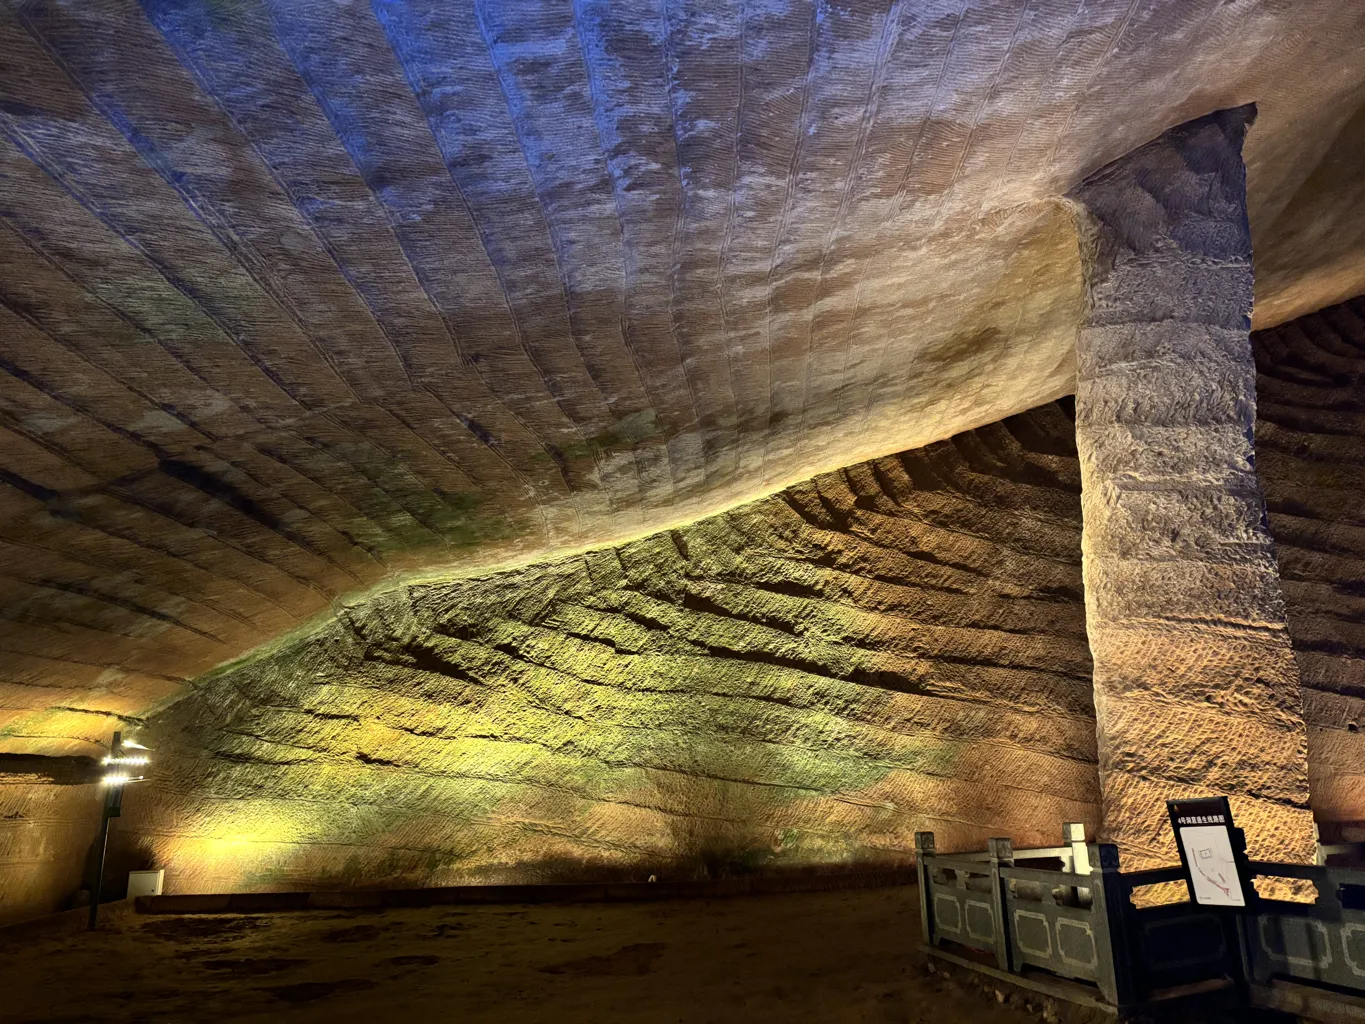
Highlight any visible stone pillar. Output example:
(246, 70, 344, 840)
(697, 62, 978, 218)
(1068, 106, 1314, 869)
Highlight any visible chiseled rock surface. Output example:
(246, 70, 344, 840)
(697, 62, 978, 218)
(0, 775, 99, 925)
(1254, 299, 1365, 845)
(5, 290, 1365, 919)
(101, 402, 1098, 898)
(0, 1, 1364, 753)
(1070, 108, 1313, 868)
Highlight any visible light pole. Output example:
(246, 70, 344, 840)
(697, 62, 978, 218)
(89, 731, 150, 930)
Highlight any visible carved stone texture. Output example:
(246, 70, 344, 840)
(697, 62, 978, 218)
(0, 779, 99, 925)
(1069, 107, 1314, 868)
(86, 403, 1097, 907)
(7, 282, 1365, 921)
(0, 1, 1364, 754)
(1253, 299, 1365, 844)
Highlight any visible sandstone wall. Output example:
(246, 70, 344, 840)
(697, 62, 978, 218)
(2, 1, 1364, 757)
(1253, 298, 1365, 843)
(0, 775, 101, 925)
(103, 401, 1099, 897)
(5, 297, 1363, 917)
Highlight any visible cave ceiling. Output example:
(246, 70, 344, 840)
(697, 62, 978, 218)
(1, 0, 1364, 754)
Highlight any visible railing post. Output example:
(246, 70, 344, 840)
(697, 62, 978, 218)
(1065, 822, 1091, 875)
(914, 831, 935, 947)
(987, 837, 1014, 972)
(1063, 822, 1092, 906)
(1087, 842, 1137, 1006)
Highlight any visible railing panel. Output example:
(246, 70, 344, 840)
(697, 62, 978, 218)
(1252, 905, 1365, 991)
(1126, 901, 1238, 992)
(1243, 862, 1365, 994)
(928, 882, 998, 953)
(1004, 894, 1102, 982)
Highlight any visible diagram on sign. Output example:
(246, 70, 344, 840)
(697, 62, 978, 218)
(1177, 825, 1246, 906)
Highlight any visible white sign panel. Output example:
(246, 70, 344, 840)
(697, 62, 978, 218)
(1177, 825, 1246, 907)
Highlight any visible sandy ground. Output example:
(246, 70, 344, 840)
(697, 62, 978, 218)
(4, 887, 1040, 1024)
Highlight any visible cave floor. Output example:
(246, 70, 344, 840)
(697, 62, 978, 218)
(4, 886, 1041, 1023)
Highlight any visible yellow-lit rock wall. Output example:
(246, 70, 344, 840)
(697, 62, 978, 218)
(5, 295, 1362, 918)
(0, 775, 100, 924)
(109, 401, 1099, 896)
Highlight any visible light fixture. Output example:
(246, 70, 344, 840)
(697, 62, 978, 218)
(101, 756, 150, 768)
(90, 731, 152, 929)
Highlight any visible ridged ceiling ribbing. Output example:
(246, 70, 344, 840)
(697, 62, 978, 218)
(0, 0, 1363, 752)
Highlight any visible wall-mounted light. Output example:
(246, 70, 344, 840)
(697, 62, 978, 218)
(89, 731, 152, 929)
(101, 739, 150, 777)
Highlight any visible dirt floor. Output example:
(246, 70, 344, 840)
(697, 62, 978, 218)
(3, 886, 1045, 1024)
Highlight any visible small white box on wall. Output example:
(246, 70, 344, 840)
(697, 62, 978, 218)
(127, 869, 164, 898)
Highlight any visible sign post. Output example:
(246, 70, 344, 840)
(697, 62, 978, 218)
(1166, 796, 1261, 996)
(88, 732, 151, 930)
(1166, 796, 1255, 908)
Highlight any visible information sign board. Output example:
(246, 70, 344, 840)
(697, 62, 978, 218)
(1166, 796, 1254, 908)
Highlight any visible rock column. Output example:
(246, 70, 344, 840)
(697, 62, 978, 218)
(1068, 106, 1314, 868)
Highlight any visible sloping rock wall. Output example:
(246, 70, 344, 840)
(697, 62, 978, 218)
(5, 296, 1363, 918)
(2, 0, 1364, 753)
(105, 401, 1098, 897)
